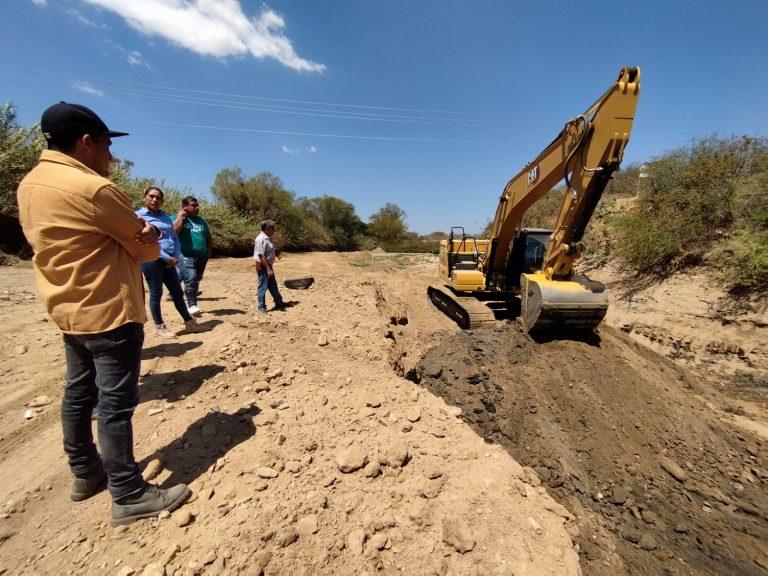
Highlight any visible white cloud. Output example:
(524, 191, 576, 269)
(126, 51, 145, 66)
(115, 45, 152, 68)
(66, 8, 106, 28)
(73, 82, 105, 97)
(31, 0, 47, 6)
(281, 145, 318, 155)
(82, 0, 325, 73)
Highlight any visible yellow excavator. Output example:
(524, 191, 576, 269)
(429, 66, 641, 331)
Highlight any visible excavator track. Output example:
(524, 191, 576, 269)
(428, 285, 498, 329)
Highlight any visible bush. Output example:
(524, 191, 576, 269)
(356, 234, 379, 252)
(0, 103, 44, 253)
(520, 187, 565, 230)
(201, 203, 257, 256)
(381, 240, 440, 254)
(606, 164, 644, 197)
(609, 135, 768, 276)
(712, 230, 768, 291)
(610, 208, 686, 271)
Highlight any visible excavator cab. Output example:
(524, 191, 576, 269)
(505, 228, 551, 289)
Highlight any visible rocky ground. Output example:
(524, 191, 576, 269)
(0, 251, 766, 575)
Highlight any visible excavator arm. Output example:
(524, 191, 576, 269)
(485, 66, 641, 286)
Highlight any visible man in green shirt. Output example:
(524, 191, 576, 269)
(172, 196, 211, 317)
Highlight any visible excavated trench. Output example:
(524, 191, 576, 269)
(383, 308, 768, 575)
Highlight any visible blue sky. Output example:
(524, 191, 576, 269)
(2, 1, 767, 234)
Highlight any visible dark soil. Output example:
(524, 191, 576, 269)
(413, 324, 768, 575)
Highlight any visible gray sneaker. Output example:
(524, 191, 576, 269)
(111, 483, 190, 527)
(155, 324, 177, 339)
(71, 465, 107, 502)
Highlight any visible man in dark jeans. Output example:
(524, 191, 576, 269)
(253, 219, 287, 313)
(62, 324, 147, 501)
(16, 102, 190, 526)
(173, 196, 212, 317)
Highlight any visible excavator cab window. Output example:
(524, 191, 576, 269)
(524, 232, 550, 273)
(505, 229, 551, 289)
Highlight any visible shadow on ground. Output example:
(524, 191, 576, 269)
(139, 364, 225, 403)
(210, 308, 246, 317)
(138, 406, 260, 490)
(143, 340, 203, 359)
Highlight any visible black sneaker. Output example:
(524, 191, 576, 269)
(111, 483, 190, 527)
(71, 465, 107, 502)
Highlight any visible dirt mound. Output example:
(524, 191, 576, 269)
(413, 324, 768, 575)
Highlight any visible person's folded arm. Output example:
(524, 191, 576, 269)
(93, 184, 160, 263)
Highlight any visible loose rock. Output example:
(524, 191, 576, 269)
(297, 514, 319, 536)
(659, 455, 689, 482)
(442, 517, 475, 553)
(336, 446, 368, 473)
(347, 529, 366, 555)
(173, 508, 194, 527)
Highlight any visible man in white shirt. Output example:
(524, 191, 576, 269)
(253, 219, 286, 313)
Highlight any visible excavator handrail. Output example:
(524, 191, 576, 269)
(447, 228, 483, 274)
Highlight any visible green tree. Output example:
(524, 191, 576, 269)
(211, 167, 309, 249)
(210, 167, 247, 208)
(212, 167, 290, 219)
(0, 102, 45, 254)
(299, 195, 364, 250)
(368, 203, 407, 244)
(0, 102, 44, 215)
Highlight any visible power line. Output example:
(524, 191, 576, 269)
(115, 117, 506, 144)
(0, 65, 525, 126)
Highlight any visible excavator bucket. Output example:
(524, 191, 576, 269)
(520, 272, 608, 332)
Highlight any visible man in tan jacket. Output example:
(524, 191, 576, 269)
(17, 102, 189, 526)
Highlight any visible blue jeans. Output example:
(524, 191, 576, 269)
(178, 255, 207, 307)
(257, 268, 284, 312)
(62, 322, 146, 501)
(140, 259, 191, 325)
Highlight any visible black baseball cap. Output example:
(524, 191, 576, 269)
(40, 102, 129, 141)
